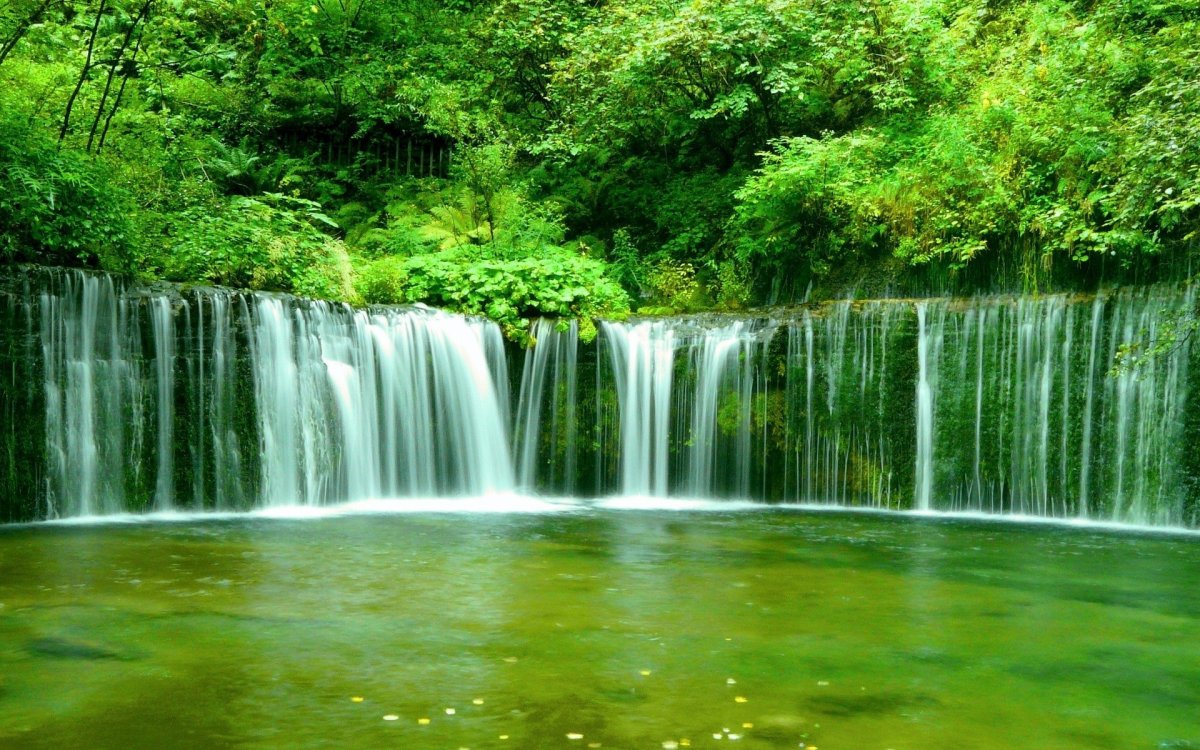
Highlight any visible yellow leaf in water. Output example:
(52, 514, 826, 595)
(382, 715, 399, 721)
(472, 698, 485, 705)
(640, 670, 652, 676)
(741, 723, 753, 729)
(503, 657, 518, 663)
(351, 697, 364, 703)
(499, 735, 509, 740)
(417, 718, 431, 725)
(734, 696, 748, 703)
(680, 741, 691, 747)
(566, 733, 584, 740)
(445, 708, 456, 715)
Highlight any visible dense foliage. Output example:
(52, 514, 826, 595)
(1, 0, 1197, 331)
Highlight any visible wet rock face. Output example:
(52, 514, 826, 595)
(0, 276, 45, 523)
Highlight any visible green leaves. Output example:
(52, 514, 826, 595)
(354, 244, 629, 341)
(0, 109, 133, 269)
(3, 0, 1198, 315)
(727, 2, 1199, 291)
(160, 192, 352, 299)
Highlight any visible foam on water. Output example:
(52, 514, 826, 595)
(39, 510, 248, 527)
(15, 497, 1200, 536)
(775, 502, 1200, 537)
(593, 496, 771, 512)
(253, 494, 581, 518)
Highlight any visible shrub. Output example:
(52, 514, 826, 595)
(354, 244, 629, 341)
(0, 112, 134, 270)
(158, 192, 352, 299)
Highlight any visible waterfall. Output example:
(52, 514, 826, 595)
(680, 321, 775, 498)
(3, 267, 1199, 528)
(599, 318, 777, 498)
(249, 297, 304, 505)
(1079, 297, 1103, 517)
(781, 302, 903, 508)
(12, 270, 517, 514)
(514, 319, 578, 493)
(601, 320, 676, 496)
(151, 297, 175, 510)
(925, 287, 1196, 523)
(188, 290, 244, 510)
(914, 302, 943, 511)
(248, 299, 515, 504)
(38, 272, 143, 517)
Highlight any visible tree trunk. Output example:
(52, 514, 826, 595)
(87, 0, 153, 152)
(60, 0, 109, 144)
(96, 32, 145, 153)
(0, 0, 56, 68)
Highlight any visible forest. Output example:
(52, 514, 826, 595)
(1, 0, 1197, 338)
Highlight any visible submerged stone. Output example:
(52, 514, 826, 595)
(26, 637, 123, 661)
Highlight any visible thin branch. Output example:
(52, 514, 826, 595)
(60, 0, 109, 143)
(87, 0, 153, 152)
(0, 0, 58, 67)
(97, 30, 144, 153)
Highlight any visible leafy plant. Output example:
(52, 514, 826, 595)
(0, 110, 133, 270)
(354, 243, 628, 341)
(160, 193, 350, 298)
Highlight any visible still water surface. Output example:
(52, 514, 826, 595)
(1, 506, 1197, 749)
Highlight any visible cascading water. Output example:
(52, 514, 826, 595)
(248, 298, 515, 505)
(682, 320, 774, 498)
(37, 271, 144, 517)
(601, 320, 677, 497)
(182, 289, 245, 510)
(7, 270, 517, 516)
(513, 319, 578, 493)
(781, 301, 906, 508)
(151, 296, 175, 510)
(596, 318, 777, 499)
(595, 292, 1198, 525)
(914, 302, 944, 511)
(2, 267, 1198, 528)
(923, 287, 1198, 524)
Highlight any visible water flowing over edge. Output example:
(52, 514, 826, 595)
(2, 267, 1198, 528)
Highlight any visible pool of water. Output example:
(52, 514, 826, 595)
(1, 506, 1197, 749)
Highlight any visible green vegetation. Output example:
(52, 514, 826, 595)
(1, 0, 1197, 333)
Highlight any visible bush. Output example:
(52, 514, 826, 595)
(0, 112, 134, 270)
(158, 192, 352, 299)
(354, 244, 629, 341)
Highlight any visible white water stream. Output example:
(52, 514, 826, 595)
(14, 269, 1199, 527)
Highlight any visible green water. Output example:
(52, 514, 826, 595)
(0, 509, 1197, 750)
